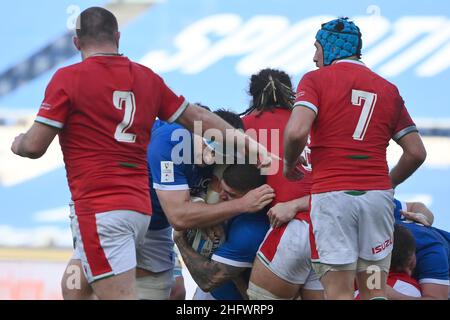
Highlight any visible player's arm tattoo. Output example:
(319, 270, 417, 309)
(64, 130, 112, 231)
(232, 274, 250, 300)
(175, 235, 245, 293)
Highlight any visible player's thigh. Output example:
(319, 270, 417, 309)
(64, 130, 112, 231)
(310, 191, 359, 265)
(300, 288, 325, 300)
(61, 259, 94, 300)
(91, 268, 137, 300)
(73, 209, 150, 297)
(250, 257, 301, 299)
(253, 220, 314, 298)
(300, 265, 324, 299)
(135, 227, 175, 299)
(320, 269, 356, 300)
(357, 190, 395, 262)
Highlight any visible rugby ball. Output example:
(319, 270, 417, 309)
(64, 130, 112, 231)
(186, 228, 225, 259)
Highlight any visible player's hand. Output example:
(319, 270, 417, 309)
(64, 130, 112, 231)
(241, 184, 275, 213)
(401, 210, 432, 226)
(11, 133, 25, 155)
(268, 202, 297, 228)
(257, 151, 275, 169)
(283, 159, 304, 181)
(244, 135, 278, 169)
(257, 151, 283, 170)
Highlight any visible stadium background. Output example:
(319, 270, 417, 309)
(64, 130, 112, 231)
(0, 0, 449, 299)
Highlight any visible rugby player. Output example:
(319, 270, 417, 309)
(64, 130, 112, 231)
(284, 17, 426, 299)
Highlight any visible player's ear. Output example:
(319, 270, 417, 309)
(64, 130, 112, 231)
(73, 36, 81, 51)
(114, 31, 121, 49)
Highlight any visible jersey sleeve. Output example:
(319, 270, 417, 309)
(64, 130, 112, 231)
(293, 71, 320, 115)
(211, 217, 266, 268)
(393, 198, 407, 221)
(415, 243, 450, 286)
(148, 135, 189, 191)
(156, 75, 189, 123)
(392, 94, 418, 142)
(35, 70, 70, 129)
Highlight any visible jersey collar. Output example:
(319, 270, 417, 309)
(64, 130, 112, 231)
(333, 59, 367, 67)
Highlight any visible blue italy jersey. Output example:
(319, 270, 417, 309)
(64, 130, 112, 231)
(148, 120, 213, 230)
(394, 199, 450, 286)
(209, 210, 270, 300)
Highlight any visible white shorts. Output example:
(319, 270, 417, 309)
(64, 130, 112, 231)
(257, 219, 322, 290)
(137, 226, 175, 273)
(310, 189, 395, 265)
(70, 204, 151, 283)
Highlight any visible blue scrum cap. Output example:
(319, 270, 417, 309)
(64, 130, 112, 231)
(315, 17, 362, 66)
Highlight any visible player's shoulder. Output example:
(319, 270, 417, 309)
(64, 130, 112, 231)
(123, 60, 166, 87)
(299, 68, 334, 89)
(378, 75, 401, 96)
(301, 69, 324, 81)
(130, 61, 162, 79)
(130, 60, 151, 71)
(152, 120, 186, 139)
(149, 121, 188, 155)
(361, 67, 401, 96)
(50, 62, 84, 81)
(59, 61, 84, 72)
(433, 228, 450, 247)
(429, 227, 450, 247)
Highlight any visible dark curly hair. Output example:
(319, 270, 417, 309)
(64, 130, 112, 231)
(241, 68, 295, 116)
(222, 164, 266, 194)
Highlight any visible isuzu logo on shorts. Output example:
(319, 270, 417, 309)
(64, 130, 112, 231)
(371, 238, 393, 254)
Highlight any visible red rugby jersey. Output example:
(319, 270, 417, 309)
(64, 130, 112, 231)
(294, 60, 417, 194)
(243, 108, 312, 221)
(36, 56, 187, 215)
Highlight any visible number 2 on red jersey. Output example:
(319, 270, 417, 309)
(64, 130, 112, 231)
(351, 89, 377, 141)
(113, 91, 136, 143)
